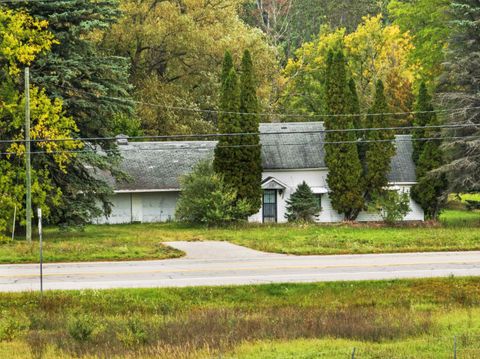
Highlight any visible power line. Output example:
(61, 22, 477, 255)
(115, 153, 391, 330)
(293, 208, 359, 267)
(56, 84, 480, 118)
(0, 123, 477, 146)
(1, 135, 478, 157)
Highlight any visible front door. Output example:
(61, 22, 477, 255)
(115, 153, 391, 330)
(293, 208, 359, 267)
(262, 190, 277, 223)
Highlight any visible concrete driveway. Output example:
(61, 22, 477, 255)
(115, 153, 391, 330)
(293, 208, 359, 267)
(1, 241, 480, 292)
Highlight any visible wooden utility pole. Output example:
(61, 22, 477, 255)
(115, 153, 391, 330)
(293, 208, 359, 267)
(25, 67, 32, 242)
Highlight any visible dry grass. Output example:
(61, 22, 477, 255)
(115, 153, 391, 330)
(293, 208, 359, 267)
(0, 278, 479, 358)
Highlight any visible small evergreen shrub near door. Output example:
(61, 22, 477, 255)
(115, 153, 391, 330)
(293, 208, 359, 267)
(285, 182, 321, 222)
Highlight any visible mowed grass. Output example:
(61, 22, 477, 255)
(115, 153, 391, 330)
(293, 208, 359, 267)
(0, 209, 479, 263)
(0, 278, 480, 358)
(0, 225, 183, 263)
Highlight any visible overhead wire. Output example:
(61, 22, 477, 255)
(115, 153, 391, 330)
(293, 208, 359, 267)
(1, 135, 479, 157)
(0, 123, 477, 146)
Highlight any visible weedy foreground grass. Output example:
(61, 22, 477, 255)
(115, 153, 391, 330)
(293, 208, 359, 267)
(0, 278, 479, 358)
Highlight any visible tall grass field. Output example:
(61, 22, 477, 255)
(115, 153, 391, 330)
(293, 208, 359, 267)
(0, 278, 479, 358)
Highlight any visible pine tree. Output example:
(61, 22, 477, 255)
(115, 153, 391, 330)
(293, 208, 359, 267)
(7, 0, 133, 227)
(213, 52, 242, 197)
(412, 82, 433, 164)
(285, 182, 320, 222)
(411, 87, 448, 220)
(324, 50, 364, 220)
(438, 0, 480, 192)
(364, 80, 395, 199)
(238, 50, 262, 214)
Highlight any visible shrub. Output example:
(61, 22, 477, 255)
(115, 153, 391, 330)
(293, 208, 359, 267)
(176, 160, 252, 225)
(0, 312, 30, 341)
(369, 190, 411, 224)
(117, 318, 148, 347)
(285, 181, 321, 222)
(67, 314, 97, 342)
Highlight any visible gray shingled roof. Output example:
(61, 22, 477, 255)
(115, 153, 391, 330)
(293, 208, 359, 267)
(111, 141, 216, 191)
(107, 122, 416, 191)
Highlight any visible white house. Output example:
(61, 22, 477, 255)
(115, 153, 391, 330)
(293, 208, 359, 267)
(94, 122, 424, 224)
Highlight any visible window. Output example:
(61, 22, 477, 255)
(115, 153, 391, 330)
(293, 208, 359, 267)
(263, 190, 277, 223)
(315, 194, 322, 210)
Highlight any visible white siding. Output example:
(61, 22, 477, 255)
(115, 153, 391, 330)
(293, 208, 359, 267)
(249, 169, 424, 223)
(94, 191, 179, 224)
(96, 171, 424, 225)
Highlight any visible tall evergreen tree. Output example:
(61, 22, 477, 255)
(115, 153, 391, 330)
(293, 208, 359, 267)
(238, 50, 262, 214)
(213, 52, 242, 199)
(7, 0, 133, 227)
(347, 77, 365, 161)
(411, 87, 448, 220)
(324, 50, 364, 220)
(364, 80, 395, 199)
(438, 0, 480, 192)
(412, 82, 433, 164)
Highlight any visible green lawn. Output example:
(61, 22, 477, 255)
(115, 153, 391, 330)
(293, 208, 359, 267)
(0, 278, 479, 358)
(0, 209, 478, 263)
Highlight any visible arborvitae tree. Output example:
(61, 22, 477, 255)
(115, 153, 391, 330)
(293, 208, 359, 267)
(348, 78, 362, 131)
(412, 82, 433, 164)
(364, 80, 395, 199)
(221, 51, 234, 85)
(324, 50, 364, 220)
(347, 77, 366, 161)
(411, 87, 448, 220)
(213, 52, 242, 199)
(285, 182, 320, 222)
(7, 0, 133, 227)
(238, 50, 262, 214)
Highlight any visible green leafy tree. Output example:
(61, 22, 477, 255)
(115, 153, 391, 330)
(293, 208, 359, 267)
(104, 0, 277, 135)
(7, 0, 133, 227)
(176, 161, 251, 225)
(324, 50, 364, 220)
(364, 80, 395, 199)
(369, 190, 411, 225)
(285, 181, 320, 222)
(411, 85, 448, 220)
(438, 0, 480, 192)
(238, 50, 262, 214)
(388, 0, 451, 84)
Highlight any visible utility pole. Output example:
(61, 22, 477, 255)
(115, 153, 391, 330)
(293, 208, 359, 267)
(25, 67, 32, 242)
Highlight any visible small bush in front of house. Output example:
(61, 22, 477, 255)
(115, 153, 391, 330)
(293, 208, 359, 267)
(285, 181, 321, 222)
(369, 190, 411, 224)
(175, 160, 252, 225)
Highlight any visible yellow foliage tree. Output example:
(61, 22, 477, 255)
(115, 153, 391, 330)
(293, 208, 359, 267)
(0, 7, 81, 235)
(281, 15, 418, 119)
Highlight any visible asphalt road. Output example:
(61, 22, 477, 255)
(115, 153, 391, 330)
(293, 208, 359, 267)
(1, 241, 480, 292)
